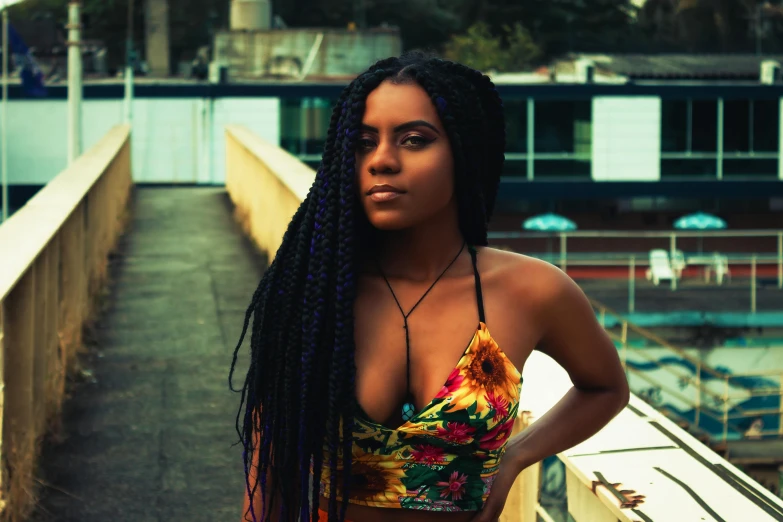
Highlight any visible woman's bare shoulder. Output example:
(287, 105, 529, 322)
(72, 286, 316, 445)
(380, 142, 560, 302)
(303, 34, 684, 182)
(477, 247, 570, 297)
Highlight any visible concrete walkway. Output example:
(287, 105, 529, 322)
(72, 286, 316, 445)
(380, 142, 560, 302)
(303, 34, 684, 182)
(30, 187, 265, 522)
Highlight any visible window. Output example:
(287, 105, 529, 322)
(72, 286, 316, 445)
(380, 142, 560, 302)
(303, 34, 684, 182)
(502, 98, 528, 178)
(722, 99, 779, 179)
(660, 99, 719, 178)
(534, 101, 591, 154)
(661, 100, 687, 152)
(504, 98, 528, 154)
(692, 100, 717, 152)
(280, 97, 302, 155)
(723, 100, 750, 152)
(532, 100, 591, 179)
(752, 99, 778, 152)
(278, 97, 337, 159)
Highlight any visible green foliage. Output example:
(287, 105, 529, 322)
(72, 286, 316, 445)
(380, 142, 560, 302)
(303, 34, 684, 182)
(443, 21, 542, 72)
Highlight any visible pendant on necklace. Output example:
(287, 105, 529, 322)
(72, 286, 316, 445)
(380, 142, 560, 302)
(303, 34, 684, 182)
(402, 401, 416, 421)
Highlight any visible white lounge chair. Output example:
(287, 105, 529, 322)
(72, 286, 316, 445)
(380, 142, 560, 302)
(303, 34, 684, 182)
(671, 249, 686, 278)
(706, 253, 731, 285)
(645, 249, 677, 286)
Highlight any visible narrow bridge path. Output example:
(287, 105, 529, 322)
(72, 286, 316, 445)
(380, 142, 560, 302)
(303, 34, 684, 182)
(31, 187, 264, 522)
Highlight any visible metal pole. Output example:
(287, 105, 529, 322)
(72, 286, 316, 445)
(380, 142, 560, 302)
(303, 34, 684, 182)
(67, 1, 82, 164)
(670, 233, 677, 290)
(1, 8, 8, 223)
(629, 255, 636, 313)
(716, 98, 724, 180)
(559, 234, 567, 273)
(124, 0, 134, 123)
(527, 99, 535, 181)
(778, 231, 782, 289)
(751, 254, 757, 314)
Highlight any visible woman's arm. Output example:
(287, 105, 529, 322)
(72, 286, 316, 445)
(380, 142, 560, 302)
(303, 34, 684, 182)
(241, 424, 283, 522)
(471, 260, 631, 522)
(508, 265, 630, 470)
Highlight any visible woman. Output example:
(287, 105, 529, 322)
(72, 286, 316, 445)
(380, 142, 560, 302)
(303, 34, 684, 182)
(230, 52, 629, 522)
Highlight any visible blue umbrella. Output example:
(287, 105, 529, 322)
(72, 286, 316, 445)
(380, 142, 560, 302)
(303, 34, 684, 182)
(674, 212, 727, 230)
(523, 213, 577, 232)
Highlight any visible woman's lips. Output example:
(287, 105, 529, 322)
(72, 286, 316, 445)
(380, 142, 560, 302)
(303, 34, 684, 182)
(368, 191, 403, 202)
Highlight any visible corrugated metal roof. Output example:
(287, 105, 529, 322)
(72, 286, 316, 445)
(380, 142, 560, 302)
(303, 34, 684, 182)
(566, 54, 783, 79)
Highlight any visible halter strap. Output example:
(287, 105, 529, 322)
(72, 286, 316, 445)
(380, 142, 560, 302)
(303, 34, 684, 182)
(377, 242, 466, 417)
(467, 245, 486, 324)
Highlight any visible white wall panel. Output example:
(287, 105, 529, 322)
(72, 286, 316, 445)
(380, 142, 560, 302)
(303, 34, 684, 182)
(210, 97, 280, 184)
(6, 101, 67, 184)
(592, 96, 661, 182)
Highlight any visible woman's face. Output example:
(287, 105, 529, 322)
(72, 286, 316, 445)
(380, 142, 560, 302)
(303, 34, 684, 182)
(355, 80, 455, 231)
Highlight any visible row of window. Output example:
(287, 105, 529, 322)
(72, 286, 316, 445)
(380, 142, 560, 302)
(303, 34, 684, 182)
(280, 97, 782, 179)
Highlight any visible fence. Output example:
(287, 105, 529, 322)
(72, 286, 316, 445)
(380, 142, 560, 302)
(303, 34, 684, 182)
(491, 230, 783, 315)
(593, 298, 783, 444)
(0, 125, 132, 521)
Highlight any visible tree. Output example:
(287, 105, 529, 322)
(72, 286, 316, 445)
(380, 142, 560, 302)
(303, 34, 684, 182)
(9, 0, 229, 73)
(638, 0, 783, 53)
(443, 22, 542, 72)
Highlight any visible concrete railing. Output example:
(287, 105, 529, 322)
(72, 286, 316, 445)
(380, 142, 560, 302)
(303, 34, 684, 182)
(224, 127, 783, 522)
(225, 125, 313, 262)
(0, 125, 132, 520)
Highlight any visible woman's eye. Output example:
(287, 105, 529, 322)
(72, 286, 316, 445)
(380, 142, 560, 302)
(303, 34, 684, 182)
(357, 138, 376, 150)
(403, 135, 430, 147)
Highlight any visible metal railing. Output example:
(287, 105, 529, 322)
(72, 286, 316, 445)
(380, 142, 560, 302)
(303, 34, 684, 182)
(592, 298, 783, 443)
(489, 228, 783, 288)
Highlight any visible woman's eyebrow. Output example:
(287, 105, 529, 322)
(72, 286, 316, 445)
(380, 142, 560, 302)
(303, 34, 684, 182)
(360, 120, 441, 135)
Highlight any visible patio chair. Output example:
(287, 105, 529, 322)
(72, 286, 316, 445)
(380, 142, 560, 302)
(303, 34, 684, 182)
(671, 249, 686, 278)
(645, 249, 677, 286)
(706, 253, 731, 285)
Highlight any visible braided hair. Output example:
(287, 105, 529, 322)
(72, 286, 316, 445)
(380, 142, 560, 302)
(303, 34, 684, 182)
(229, 51, 506, 522)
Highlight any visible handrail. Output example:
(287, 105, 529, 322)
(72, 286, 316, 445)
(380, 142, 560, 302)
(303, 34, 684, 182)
(593, 297, 729, 380)
(489, 229, 783, 239)
(593, 296, 783, 442)
(0, 125, 132, 520)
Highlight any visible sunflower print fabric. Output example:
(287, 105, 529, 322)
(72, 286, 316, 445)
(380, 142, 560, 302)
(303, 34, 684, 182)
(319, 322, 523, 511)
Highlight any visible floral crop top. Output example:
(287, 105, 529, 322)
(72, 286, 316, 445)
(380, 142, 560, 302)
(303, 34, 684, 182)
(319, 247, 523, 511)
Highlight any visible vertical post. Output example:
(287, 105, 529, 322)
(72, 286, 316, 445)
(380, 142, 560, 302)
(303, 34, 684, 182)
(559, 234, 567, 273)
(777, 231, 782, 289)
(621, 321, 628, 379)
(779, 372, 783, 437)
(67, 1, 83, 165)
(1, 7, 8, 223)
(527, 98, 535, 181)
(717, 98, 724, 180)
(629, 255, 636, 313)
(5, 270, 35, 506)
(723, 377, 729, 442)
(670, 233, 677, 290)
(693, 356, 701, 429)
(751, 254, 757, 314)
(124, 0, 135, 124)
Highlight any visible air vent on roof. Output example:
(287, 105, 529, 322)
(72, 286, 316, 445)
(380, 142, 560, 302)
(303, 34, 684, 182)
(760, 60, 780, 85)
(575, 59, 595, 84)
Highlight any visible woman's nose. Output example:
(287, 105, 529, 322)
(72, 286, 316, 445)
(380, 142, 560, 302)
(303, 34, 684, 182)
(367, 141, 401, 175)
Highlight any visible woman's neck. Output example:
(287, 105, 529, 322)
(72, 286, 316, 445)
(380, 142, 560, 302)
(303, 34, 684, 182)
(372, 220, 466, 282)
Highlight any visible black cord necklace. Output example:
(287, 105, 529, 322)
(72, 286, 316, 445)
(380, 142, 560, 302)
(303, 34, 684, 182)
(377, 241, 467, 422)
